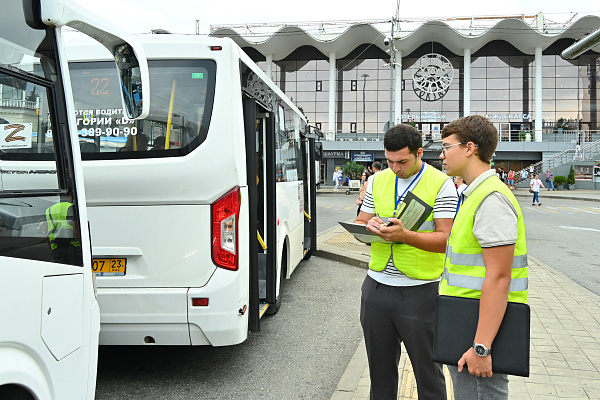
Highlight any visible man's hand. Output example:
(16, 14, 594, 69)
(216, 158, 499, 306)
(457, 347, 493, 378)
(366, 217, 406, 242)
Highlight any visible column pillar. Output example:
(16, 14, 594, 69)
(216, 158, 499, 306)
(328, 52, 336, 141)
(265, 54, 273, 81)
(535, 47, 543, 142)
(463, 48, 471, 117)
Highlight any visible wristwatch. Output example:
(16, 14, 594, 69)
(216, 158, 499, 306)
(473, 342, 492, 357)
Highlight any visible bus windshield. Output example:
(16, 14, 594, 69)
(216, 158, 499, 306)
(69, 59, 216, 158)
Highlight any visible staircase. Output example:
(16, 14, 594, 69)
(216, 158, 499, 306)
(513, 139, 600, 186)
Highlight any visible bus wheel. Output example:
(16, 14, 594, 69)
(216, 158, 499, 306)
(266, 249, 286, 315)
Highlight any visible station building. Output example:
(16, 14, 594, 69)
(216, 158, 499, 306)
(210, 14, 600, 187)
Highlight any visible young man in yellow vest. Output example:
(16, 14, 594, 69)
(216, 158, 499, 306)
(355, 124, 457, 399)
(439, 115, 528, 399)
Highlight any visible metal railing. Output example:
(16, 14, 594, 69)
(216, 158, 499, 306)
(0, 99, 37, 109)
(513, 138, 600, 185)
(331, 130, 600, 144)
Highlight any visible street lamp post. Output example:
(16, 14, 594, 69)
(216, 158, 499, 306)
(386, 17, 397, 131)
(361, 73, 369, 133)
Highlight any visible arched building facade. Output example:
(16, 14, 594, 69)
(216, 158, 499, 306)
(211, 15, 600, 186)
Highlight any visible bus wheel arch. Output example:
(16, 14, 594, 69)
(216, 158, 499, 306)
(0, 384, 36, 400)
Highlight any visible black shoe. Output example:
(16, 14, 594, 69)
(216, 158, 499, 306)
(538, 203, 542, 206)
(532, 203, 535, 206)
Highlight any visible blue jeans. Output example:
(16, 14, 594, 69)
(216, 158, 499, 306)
(448, 365, 509, 400)
(532, 191, 540, 203)
(547, 181, 554, 190)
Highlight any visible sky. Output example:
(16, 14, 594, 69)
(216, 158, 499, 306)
(74, 0, 600, 36)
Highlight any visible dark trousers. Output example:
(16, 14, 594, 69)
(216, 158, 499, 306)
(360, 275, 446, 400)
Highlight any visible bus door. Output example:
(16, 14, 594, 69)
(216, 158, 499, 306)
(243, 97, 276, 331)
(299, 126, 321, 258)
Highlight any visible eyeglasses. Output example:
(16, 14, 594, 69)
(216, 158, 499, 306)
(441, 142, 478, 156)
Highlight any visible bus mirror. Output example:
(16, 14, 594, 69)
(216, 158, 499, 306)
(315, 141, 323, 161)
(113, 43, 144, 119)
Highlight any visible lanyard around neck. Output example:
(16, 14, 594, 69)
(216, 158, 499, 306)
(394, 162, 425, 217)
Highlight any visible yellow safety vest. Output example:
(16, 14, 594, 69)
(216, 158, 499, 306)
(370, 165, 450, 280)
(46, 202, 81, 250)
(440, 175, 528, 303)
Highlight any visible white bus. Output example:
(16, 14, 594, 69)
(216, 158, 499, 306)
(66, 34, 320, 346)
(0, 1, 148, 398)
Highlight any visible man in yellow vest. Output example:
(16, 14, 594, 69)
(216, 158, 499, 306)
(355, 124, 457, 399)
(438, 115, 528, 399)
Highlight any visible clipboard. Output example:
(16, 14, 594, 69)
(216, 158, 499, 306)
(338, 190, 433, 244)
(432, 295, 530, 377)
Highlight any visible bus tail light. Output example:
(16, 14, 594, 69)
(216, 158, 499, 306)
(211, 186, 240, 270)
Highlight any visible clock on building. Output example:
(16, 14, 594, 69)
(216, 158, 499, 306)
(411, 53, 454, 102)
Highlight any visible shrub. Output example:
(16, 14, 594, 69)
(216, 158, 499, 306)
(567, 165, 575, 185)
(554, 175, 566, 185)
(342, 161, 365, 180)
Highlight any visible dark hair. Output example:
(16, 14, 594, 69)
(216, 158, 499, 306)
(384, 124, 422, 155)
(362, 170, 372, 180)
(441, 115, 497, 163)
(372, 161, 382, 171)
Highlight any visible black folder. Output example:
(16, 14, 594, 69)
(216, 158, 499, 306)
(433, 295, 530, 377)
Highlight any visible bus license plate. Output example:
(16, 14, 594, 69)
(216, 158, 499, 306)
(93, 258, 126, 276)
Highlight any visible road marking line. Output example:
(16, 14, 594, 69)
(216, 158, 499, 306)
(558, 225, 600, 233)
(537, 207, 559, 213)
(581, 207, 600, 213)
(556, 207, 581, 213)
(565, 207, 598, 214)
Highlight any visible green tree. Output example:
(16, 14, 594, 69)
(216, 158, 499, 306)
(567, 165, 575, 185)
(342, 161, 364, 180)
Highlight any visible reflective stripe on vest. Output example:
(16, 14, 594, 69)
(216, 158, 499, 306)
(369, 165, 451, 280)
(441, 269, 529, 292)
(440, 174, 528, 303)
(445, 244, 528, 269)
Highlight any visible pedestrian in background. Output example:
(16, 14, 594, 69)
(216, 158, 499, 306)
(356, 170, 372, 216)
(367, 161, 382, 184)
(507, 170, 515, 191)
(573, 143, 583, 161)
(530, 174, 545, 206)
(439, 114, 528, 400)
(455, 176, 468, 197)
(544, 169, 555, 191)
(355, 123, 457, 399)
(333, 168, 340, 191)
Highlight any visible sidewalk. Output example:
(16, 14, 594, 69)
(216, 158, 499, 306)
(316, 192, 600, 399)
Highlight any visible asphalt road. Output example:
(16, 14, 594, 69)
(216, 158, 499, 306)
(316, 191, 361, 235)
(95, 255, 366, 399)
(518, 196, 600, 295)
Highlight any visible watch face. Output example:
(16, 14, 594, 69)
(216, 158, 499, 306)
(474, 345, 485, 356)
